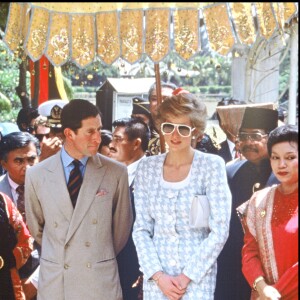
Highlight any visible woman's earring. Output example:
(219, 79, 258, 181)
(192, 136, 196, 140)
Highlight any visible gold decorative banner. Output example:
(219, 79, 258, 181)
(203, 4, 235, 56)
(173, 9, 199, 60)
(3, 2, 298, 67)
(3, 3, 29, 54)
(120, 10, 143, 64)
(30, 3, 212, 13)
(96, 12, 120, 65)
(283, 2, 297, 22)
(255, 3, 277, 40)
(230, 3, 256, 45)
(71, 14, 96, 68)
(26, 7, 50, 61)
(46, 13, 70, 66)
(272, 3, 285, 30)
(145, 9, 170, 63)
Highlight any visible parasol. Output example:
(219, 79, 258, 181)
(3, 2, 298, 150)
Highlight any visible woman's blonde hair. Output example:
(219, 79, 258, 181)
(155, 93, 207, 136)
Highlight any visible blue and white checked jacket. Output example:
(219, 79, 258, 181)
(132, 150, 232, 299)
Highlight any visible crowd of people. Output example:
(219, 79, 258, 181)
(0, 82, 298, 300)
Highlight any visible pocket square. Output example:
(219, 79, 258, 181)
(96, 189, 108, 196)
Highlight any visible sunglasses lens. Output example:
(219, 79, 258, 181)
(162, 123, 175, 134)
(178, 125, 191, 137)
(239, 133, 263, 142)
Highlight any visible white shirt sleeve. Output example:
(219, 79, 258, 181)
(30, 265, 39, 288)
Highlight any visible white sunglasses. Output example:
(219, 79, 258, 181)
(161, 122, 195, 137)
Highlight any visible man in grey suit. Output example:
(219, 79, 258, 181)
(25, 99, 133, 300)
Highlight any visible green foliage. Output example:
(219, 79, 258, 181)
(0, 91, 11, 112)
(0, 37, 24, 120)
(0, 3, 9, 32)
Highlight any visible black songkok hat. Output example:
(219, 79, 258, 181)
(132, 97, 150, 116)
(240, 107, 278, 133)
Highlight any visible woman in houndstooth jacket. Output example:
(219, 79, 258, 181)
(132, 93, 232, 300)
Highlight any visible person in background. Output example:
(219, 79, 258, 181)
(0, 192, 33, 300)
(25, 99, 133, 300)
(215, 97, 246, 163)
(110, 117, 150, 300)
(37, 100, 69, 160)
(237, 124, 298, 300)
(132, 93, 231, 299)
(0, 131, 41, 300)
(16, 107, 39, 134)
(215, 107, 279, 300)
(131, 96, 152, 127)
(98, 129, 113, 157)
(147, 81, 177, 155)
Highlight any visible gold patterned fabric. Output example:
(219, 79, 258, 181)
(96, 12, 120, 65)
(145, 9, 170, 63)
(71, 14, 95, 68)
(120, 10, 143, 64)
(46, 13, 70, 66)
(3, 2, 298, 67)
(230, 3, 256, 45)
(203, 4, 235, 56)
(173, 9, 200, 60)
(254, 3, 277, 40)
(3, 3, 30, 54)
(26, 7, 50, 61)
(282, 2, 297, 22)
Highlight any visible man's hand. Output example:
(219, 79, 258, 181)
(21, 278, 37, 300)
(39, 137, 62, 161)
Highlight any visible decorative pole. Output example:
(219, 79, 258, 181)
(154, 63, 166, 153)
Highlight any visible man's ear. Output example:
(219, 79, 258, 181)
(133, 138, 142, 150)
(64, 128, 75, 140)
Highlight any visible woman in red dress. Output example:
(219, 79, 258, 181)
(0, 192, 33, 300)
(237, 125, 298, 300)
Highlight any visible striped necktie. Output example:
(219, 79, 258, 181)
(67, 160, 83, 207)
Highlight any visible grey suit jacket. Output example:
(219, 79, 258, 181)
(0, 174, 13, 201)
(25, 151, 133, 300)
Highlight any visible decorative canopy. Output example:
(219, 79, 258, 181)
(3, 2, 298, 68)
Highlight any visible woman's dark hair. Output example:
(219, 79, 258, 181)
(267, 124, 298, 156)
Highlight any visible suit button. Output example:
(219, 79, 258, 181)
(54, 222, 58, 228)
(85, 242, 91, 247)
(64, 264, 69, 269)
(86, 262, 91, 268)
(64, 243, 69, 249)
(92, 219, 97, 224)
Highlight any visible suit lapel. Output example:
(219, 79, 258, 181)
(46, 152, 74, 221)
(65, 155, 106, 243)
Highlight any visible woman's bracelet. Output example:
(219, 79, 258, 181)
(253, 276, 264, 291)
(153, 271, 164, 285)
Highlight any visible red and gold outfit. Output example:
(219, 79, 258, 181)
(239, 186, 298, 299)
(0, 192, 33, 300)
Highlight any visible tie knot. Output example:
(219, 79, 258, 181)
(72, 160, 81, 168)
(17, 185, 25, 194)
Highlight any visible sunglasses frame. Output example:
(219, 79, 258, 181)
(238, 132, 268, 142)
(161, 122, 195, 137)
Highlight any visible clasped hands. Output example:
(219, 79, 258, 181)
(153, 272, 191, 300)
